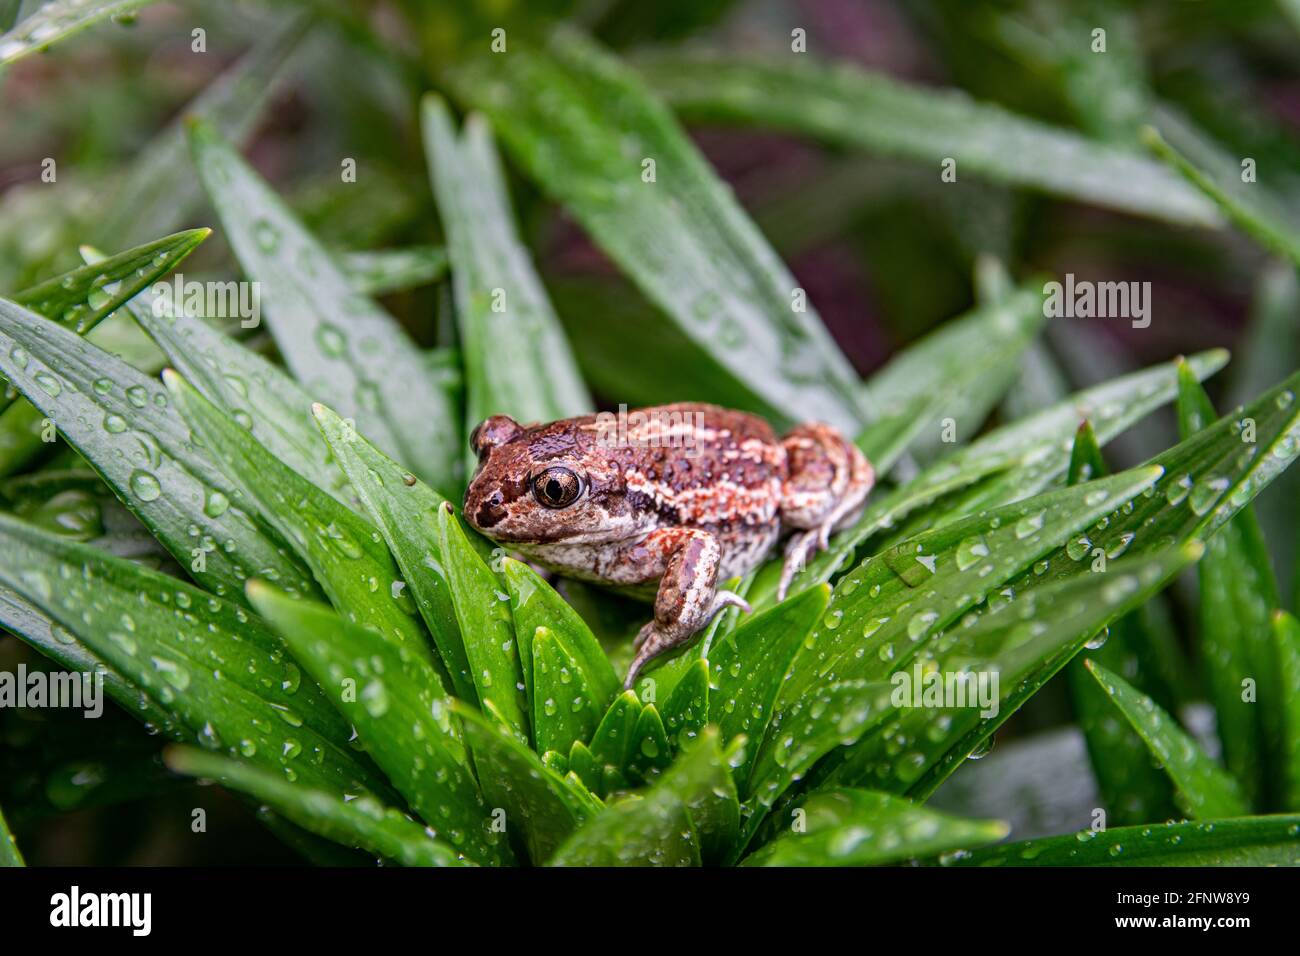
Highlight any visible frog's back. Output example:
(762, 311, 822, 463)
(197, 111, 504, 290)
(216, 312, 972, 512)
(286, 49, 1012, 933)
(585, 403, 785, 529)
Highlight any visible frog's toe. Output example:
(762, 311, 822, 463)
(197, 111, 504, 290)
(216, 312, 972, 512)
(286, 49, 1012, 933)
(778, 528, 821, 602)
(625, 623, 670, 689)
(710, 590, 752, 618)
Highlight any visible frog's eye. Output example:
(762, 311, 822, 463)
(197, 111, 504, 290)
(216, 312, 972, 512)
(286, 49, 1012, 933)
(531, 466, 584, 508)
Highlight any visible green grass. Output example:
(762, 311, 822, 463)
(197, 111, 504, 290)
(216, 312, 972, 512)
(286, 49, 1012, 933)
(1, 1, 1299, 867)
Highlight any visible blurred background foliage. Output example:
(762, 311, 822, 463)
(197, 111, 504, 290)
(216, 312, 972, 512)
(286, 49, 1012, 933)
(1, 0, 1298, 862)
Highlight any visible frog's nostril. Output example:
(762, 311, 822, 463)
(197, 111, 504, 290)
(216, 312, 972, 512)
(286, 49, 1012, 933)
(476, 491, 507, 528)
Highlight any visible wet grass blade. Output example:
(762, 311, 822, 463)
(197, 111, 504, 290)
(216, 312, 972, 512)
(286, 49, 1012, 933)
(743, 789, 1007, 867)
(0, 300, 318, 605)
(1276, 611, 1300, 810)
(449, 29, 867, 433)
(164, 371, 438, 663)
(0, 514, 384, 797)
(246, 583, 511, 866)
(438, 506, 530, 740)
(0, 804, 23, 866)
(81, 246, 357, 511)
(860, 283, 1047, 461)
(637, 54, 1219, 227)
(1142, 126, 1300, 267)
(1, 229, 210, 416)
(0, 0, 159, 67)
(1064, 420, 1181, 825)
(94, 12, 309, 248)
(773, 467, 1165, 721)
(750, 350, 1228, 612)
(707, 583, 828, 785)
(0, 582, 176, 734)
(548, 726, 732, 866)
(742, 679, 894, 848)
(532, 627, 602, 759)
(312, 402, 476, 702)
(453, 700, 598, 864)
(339, 246, 448, 297)
(502, 558, 620, 719)
(1085, 661, 1249, 819)
(662, 657, 709, 752)
(933, 815, 1300, 866)
(1178, 362, 1285, 808)
(820, 544, 1203, 802)
(166, 747, 469, 867)
(187, 120, 460, 495)
(421, 96, 590, 455)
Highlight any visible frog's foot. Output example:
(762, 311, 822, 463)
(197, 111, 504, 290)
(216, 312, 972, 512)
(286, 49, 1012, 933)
(777, 528, 822, 603)
(777, 422, 875, 603)
(624, 591, 750, 689)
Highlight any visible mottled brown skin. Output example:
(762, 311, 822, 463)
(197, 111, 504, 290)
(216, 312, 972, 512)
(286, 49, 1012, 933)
(463, 403, 873, 688)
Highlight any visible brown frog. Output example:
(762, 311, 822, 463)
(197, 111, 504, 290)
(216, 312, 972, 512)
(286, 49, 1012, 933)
(463, 403, 873, 688)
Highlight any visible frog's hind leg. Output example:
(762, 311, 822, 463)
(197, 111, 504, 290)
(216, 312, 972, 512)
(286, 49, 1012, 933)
(624, 528, 751, 689)
(777, 423, 875, 601)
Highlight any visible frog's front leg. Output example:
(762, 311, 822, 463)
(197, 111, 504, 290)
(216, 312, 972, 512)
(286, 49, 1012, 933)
(623, 528, 750, 689)
(777, 422, 875, 601)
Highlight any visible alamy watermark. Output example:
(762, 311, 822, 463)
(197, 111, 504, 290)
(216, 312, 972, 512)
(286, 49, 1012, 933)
(593, 404, 707, 457)
(0, 665, 104, 718)
(890, 661, 1000, 719)
(151, 273, 261, 329)
(1044, 273, 1151, 329)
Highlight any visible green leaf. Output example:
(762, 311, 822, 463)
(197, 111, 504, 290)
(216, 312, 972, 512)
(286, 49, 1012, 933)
(1066, 420, 1106, 485)
(338, 246, 449, 297)
(164, 370, 435, 661)
(637, 53, 1219, 227)
(80, 246, 357, 511)
(0, 0, 160, 67)
(245, 583, 510, 866)
(165, 747, 468, 867)
(502, 557, 620, 717)
(187, 120, 460, 494)
(708, 583, 829, 785)
(438, 506, 530, 740)
(421, 96, 590, 456)
(548, 726, 733, 866)
(583, 689, 644, 796)
(0, 300, 318, 605)
(453, 700, 598, 864)
(628, 704, 673, 783)
(1, 229, 210, 416)
(311, 403, 474, 700)
(751, 350, 1228, 612)
(1275, 611, 1300, 811)
(1178, 361, 1285, 808)
(1064, 420, 1181, 825)
(1085, 660, 1249, 819)
(841, 368, 1300, 803)
(449, 29, 866, 433)
(0, 582, 176, 735)
(819, 544, 1204, 802)
(662, 657, 709, 751)
(859, 283, 1047, 461)
(532, 627, 602, 758)
(743, 679, 894, 848)
(0, 804, 23, 867)
(0, 513, 383, 797)
(934, 815, 1300, 866)
(94, 13, 309, 248)
(744, 789, 1007, 867)
(1142, 125, 1300, 267)
(773, 467, 1166, 725)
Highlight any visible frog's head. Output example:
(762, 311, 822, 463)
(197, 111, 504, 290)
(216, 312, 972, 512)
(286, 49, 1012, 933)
(463, 414, 637, 545)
